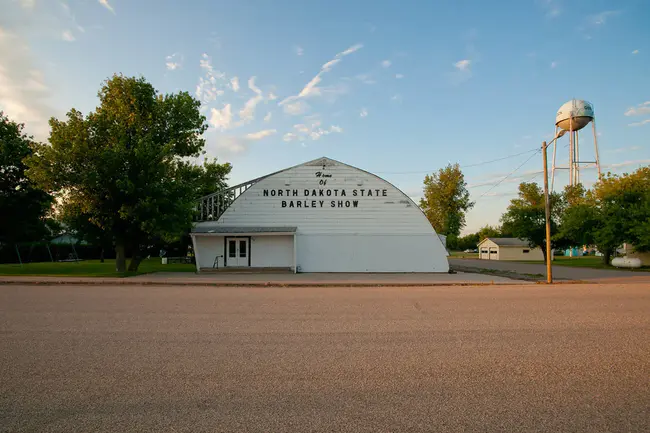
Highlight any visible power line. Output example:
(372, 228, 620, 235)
(374, 148, 538, 175)
(477, 149, 541, 200)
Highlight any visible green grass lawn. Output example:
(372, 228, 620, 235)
(449, 251, 479, 259)
(518, 255, 650, 271)
(0, 258, 196, 277)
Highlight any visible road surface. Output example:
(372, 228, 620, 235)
(1, 283, 649, 432)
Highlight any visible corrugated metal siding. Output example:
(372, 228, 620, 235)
(212, 161, 437, 236)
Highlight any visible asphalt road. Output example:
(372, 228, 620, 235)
(449, 258, 649, 281)
(1, 284, 649, 432)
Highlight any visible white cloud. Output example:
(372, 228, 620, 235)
(283, 120, 343, 142)
(263, 112, 272, 122)
(195, 53, 227, 104)
(632, 49, 639, 55)
(230, 76, 240, 92)
(321, 58, 341, 72)
(360, 108, 368, 118)
(239, 76, 264, 123)
(340, 44, 363, 56)
(268, 92, 278, 101)
(62, 30, 75, 42)
(381, 60, 392, 68)
(628, 119, 650, 127)
(454, 59, 471, 71)
(98, 0, 115, 14)
(550, 61, 558, 68)
(0, 28, 54, 140)
(588, 10, 619, 26)
(209, 104, 232, 130)
(245, 129, 277, 140)
(165, 53, 182, 71)
(395, 73, 404, 79)
(279, 43, 363, 107)
(295, 46, 304, 56)
(283, 100, 309, 115)
(390, 94, 402, 103)
(624, 101, 650, 117)
(355, 73, 377, 85)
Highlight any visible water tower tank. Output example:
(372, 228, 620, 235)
(555, 99, 594, 131)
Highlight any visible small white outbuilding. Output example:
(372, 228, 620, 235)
(477, 238, 544, 261)
(191, 157, 449, 273)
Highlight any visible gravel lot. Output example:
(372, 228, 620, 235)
(1, 283, 649, 432)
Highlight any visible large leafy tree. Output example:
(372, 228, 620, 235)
(26, 75, 212, 272)
(500, 182, 566, 263)
(420, 163, 474, 237)
(0, 112, 53, 249)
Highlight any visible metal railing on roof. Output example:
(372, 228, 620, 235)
(195, 174, 268, 222)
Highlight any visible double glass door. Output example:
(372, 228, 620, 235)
(226, 237, 249, 267)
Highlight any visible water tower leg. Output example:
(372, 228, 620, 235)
(576, 129, 580, 185)
(551, 126, 558, 192)
(569, 119, 572, 186)
(592, 120, 602, 179)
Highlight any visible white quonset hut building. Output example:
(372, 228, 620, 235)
(191, 157, 449, 273)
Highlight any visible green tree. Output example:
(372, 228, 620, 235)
(420, 163, 474, 237)
(26, 75, 210, 272)
(500, 182, 565, 263)
(592, 168, 650, 263)
(477, 224, 501, 242)
(0, 112, 53, 250)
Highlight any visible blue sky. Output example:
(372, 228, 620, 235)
(1, 0, 649, 233)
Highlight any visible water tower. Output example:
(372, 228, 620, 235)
(551, 99, 602, 189)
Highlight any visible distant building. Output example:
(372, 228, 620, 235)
(478, 237, 544, 261)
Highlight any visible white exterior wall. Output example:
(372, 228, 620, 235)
(194, 235, 224, 268)
(196, 157, 448, 272)
(250, 236, 293, 268)
(498, 246, 544, 261)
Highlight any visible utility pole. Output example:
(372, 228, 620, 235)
(542, 141, 553, 284)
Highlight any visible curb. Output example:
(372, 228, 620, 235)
(0, 278, 538, 287)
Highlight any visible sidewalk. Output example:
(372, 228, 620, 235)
(0, 271, 528, 287)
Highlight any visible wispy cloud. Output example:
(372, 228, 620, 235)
(454, 59, 471, 71)
(165, 53, 182, 70)
(279, 43, 363, 111)
(550, 61, 558, 68)
(624, 101, 650, 116)
(98, 0, 115, 14)
(381, 60, 392, 68)
(587, 10, 620, 26)
(355, 73, 376, 85)
(283, 119, 343, 142)
(195, 53, 226, 104)
(0, 27, 55, 140)
(395, 73, 404, 79)
(390, 94, 402, 103)
(538, 0, 561, 17)
(245, 129, 277, 140)
(632, 49, 639, 55)
(294, 45, 304, 56)
(209, 104, 233, 130)
(284, 100, 309, 116)
(628, 119, 650, 127)
(239, 76, 264, 123)
(230, 76, 240, 92)
(360, 108, 368, 118)
(62, 30, 75, 42)
(263, 112, 272, 122)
